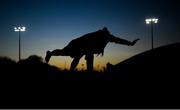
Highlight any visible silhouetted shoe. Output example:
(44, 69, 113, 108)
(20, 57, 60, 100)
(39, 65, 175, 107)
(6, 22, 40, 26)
(45, 51, 51, 63)
(130, 38, 140, 46)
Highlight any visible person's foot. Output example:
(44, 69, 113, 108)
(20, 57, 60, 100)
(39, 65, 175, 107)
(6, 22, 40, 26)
(45, 51, 51, 63)
(131, 38, 140, 46)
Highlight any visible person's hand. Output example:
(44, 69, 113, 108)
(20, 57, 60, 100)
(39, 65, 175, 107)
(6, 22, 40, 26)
(130, 38, 140, 46)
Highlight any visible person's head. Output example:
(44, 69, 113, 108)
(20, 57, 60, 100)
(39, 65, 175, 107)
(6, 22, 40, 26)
(102, 27, 111, 36)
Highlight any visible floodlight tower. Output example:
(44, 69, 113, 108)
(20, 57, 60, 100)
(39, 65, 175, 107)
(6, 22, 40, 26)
(14, 26, 26, 61)
(145, 18, 158, 49)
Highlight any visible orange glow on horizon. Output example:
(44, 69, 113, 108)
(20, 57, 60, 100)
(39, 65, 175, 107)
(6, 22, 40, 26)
(49, 53, 133, 71)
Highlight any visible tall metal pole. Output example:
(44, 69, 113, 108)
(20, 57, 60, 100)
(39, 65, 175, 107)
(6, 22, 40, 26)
(14, 26, 25, 61)
(19, 31, 21, 61)
(146, 18, 158, 50)
(151, 23, 154, 50)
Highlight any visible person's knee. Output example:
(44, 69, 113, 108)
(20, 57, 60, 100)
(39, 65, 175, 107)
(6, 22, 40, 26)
(51, 49, 63, 56)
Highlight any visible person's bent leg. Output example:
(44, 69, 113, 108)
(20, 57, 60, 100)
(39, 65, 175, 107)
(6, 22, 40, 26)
(70, 56, 82, 71)
(51, 49, 64, 56)
(45, 49, 65, 63)
(85, 54, 94, 72)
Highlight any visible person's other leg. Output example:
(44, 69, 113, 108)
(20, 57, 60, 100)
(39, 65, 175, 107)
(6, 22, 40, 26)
(85, 54, 94, 72)
(70, 56, 82, 71)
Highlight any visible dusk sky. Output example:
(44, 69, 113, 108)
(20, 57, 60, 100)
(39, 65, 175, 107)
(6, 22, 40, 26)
(0, 0, 180, 70)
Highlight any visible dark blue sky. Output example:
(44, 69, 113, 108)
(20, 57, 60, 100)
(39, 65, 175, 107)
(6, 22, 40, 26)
(0, 0, 180, 69)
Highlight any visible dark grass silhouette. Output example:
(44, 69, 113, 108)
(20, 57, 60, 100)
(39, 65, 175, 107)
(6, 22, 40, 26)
(1, 43, 180, 108)
(1, 43, 180, 84)
(107, 42, 180, 83)
(0, 55, 110, 83)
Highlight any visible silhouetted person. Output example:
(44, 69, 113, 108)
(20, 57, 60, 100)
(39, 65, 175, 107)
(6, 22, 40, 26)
(45, 27, 139, 72)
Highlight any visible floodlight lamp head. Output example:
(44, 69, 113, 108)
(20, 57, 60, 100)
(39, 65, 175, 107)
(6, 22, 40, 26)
(14, 26, 26, 32)
(145, 18, 158, 24)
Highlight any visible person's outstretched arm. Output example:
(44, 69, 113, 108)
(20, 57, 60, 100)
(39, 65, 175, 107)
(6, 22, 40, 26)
(109, 35, 140, 46)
